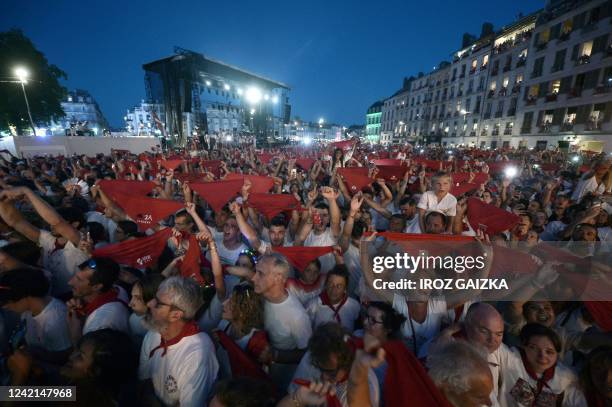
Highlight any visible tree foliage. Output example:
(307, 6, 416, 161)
(0, 29, 67, 134)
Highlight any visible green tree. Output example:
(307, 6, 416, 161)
(0, 29, 67, 134)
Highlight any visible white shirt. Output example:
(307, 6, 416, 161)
(306, 295, 361, 332)
(286, 275, 326, 306)
(38, 230, 88, 297)
(208, 239, 247, 266)
(23, 298, 71, 352)
(83, 301, 130, 335)
(417, 191, 457, 217)
(392, 295, 448, 354)
(403, 215, 422, 234)
(139, 329, 219, 407)
(264, 292, 312, 350)
(86, 211, 118, 243)
(540, 220, 567, 241)
(289, 351, 380, 407)
(499, 347, 584, 407)
(572, 175, 608, 201)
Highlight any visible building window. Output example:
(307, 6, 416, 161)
(531, 57, 545, 78)
(482, 55, 489, 68)
(551, 49, 566, 72)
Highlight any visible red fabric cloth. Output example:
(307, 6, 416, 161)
(451, 182, 479, 197)
(584, 302, 612, 332)
(161, 159, 184, 171)
(79, 288, 126, 317)
(372, 159, 403, 166)
(216, 330, 272, 382)
(98, 179, 155, 200)
(93, 229, 203, 284)
(200, 160, 223, 178)
(319, 291, 348, 323)
(247, 193, 301, 220)
(225, 174, 275, 194)
(272, 246, 334, 272)
(257, 153, 274, 164)
(295, 158, 315, 170)
(338, 167, 372, 193)
(111, 196, 184, 232)
(329, 140, 354, 150)
(375, 165, 406, 182)
(286, 273, 326, 292)
(413, 158, 442, 171)
(292, 380, 342, 407)
(519, 348, 556, 400)
(486, 161, 518, 175)
(488, 245, 542, 278)
(149, 321, 200, 358)
(189, 179, 243, 213)
(466, 197, 520, 235)
(452, 172, 489, 185)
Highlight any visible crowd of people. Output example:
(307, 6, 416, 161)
(0, 140, 610, 407)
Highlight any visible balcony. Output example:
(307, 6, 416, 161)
(538, 122, 552, 133)
(487, 89, 495, 98)
(560, 121, 575, 131)
(521, 126, 532, 134)
(507, 108, 516, 116)
(581, 22, 598, 34)
(594, 84, 611, 94)
(469, 131, 476, 137)
(530, 70, 543, 79)
(536, 42, 548, 52)
(483, 112, 491, 119)
(499, 87, 508, 97)
(545, 93, 558, 102)
(503, 65, 512, 73)
(504, 128, 513, 135)
(558, 31, 571, 42)
(526, 95, 537, 105)
(512, 84, 521, 94)
(586, 120, 602, 131)
(492, 129, 500, 136)
(491, 68, 499, 76)
(480, 130, 488, 137)
(576, 54, 591, 65)
(568, 87, 582, 98)
(480, 64, 488, 71)
(494, 111, 503, 118)
(516, 58, 526, 68)
(469, 67, 476, 75)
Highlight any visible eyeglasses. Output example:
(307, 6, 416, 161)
(363, 314, 384, 325)
(153, 296, 184, 313)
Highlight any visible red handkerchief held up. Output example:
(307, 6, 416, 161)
(113, 196, 184, 232)
(98, 180, 155, 200)
(295, 158, 315, 170)
(189, 179, 243, 213)
(338, 168, 372, 194)
(93, 228, 173, 268)
(372, 159, 403, 166)
(466, 197, 520, 235)
(375, 165, 406, 183)
(272, 246, 334, 272)
(161, 159, 184, 171)
(248, 193, 301, 220)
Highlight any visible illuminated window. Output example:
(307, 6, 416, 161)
(580, 40, 593, 57)
(503, 77, 510, 87)
(471, 59, 477, 69)
(540, 29, 550, 43)
(483, 55, 489, 67)
(515, 74, 523, 84)
(528, 85, 539, 97)
(490, 82, 497, 91)
(551, 80, 561, 94)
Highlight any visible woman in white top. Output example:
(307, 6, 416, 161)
(499, 323, 586, 407)
(571, 161, 611, 202)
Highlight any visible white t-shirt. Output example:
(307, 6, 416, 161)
(417, 191, 457, 217)
(286, 275, 326, 306)
(83, 301, 130, 335)
(23, 298, 71, 352)
(208, 238, 247, 266)
(403, 214, 422, 234)
(289, 351, 380, 407)
(139, 329, 219, 407)
(498, 347, 583, 407)
(306, 295, 361, 332)
(86, 211, 118, 243)
(304, 228, 338, 273)
(392, 295, 448, 354)
(264, 292, 312, 350)
(38, 230, 88, 297)
(572, 175, 609, 201)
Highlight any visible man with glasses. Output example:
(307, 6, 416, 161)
(289, 322, 380, 406)
(66, 257, 129, 344)
(139, 276, 219, 407)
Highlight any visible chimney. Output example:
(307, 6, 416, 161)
(480, 22, 494, 38)
(462, 33, 476, 48)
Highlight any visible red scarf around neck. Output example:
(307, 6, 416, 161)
(149, 320, 200, 358)
(519, 348, 556, 402)
(79, 288, 125, 317)
(320, 291, 348, 324)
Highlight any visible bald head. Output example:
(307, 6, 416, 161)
(464, 303, 504, 354)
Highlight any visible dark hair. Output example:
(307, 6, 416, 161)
(425, 211, 448, 227)
(308, 322, 354, 372)
(85, 222, 107, 244)
(79, 257, 119, 292)
(175, 210, 194, 225)
(116, 220, 139, 238)
(58, 207, 86, 229)
(0, 268, 49, 304)
(326, 264, 349, 287)
(399, 196, 417, 207)
(0, 241, 41, 266)
(134, 273, 165, 304)
(78, 329, 138, 397)
(69, 196, 90, 213)
(351, 219, 367, 239)
(314, 202, 329, 211)
(579, 346, 612, 402)
(213, 377, 275, 407)
(270, 215, 287, 228)
(367, 301, 407, 337)
(520, 323, 562, 353)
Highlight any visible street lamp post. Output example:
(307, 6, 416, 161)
(14, 67, 36, 136)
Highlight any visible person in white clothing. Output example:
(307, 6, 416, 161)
(128, 274, 164, 347)
(139, 276, 219, 407)
(66, 258, 130, 345)
(0, 267, 72, 364)
(417, 172, 457, 234)
(306, 265, 361, 332)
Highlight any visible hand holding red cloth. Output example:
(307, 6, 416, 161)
(247, 193, 301, 220)
(272, 246, 334, 272)
(189, 179, 243, 213)
(466, 197, 520, 235)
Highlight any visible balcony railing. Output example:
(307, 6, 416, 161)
(581, 22, 598, 34)
(538, 123, 552, 133)
(492, 129, 500, 136)
(536, 42, 548, 52)
(560, 122, 574, 131)
(487, 90, 495, 98)
(576, 54, 591, 65)
(516, 58, 526, 68)
(503, 65, 512, 72)
(594, 84, 611, 94)
(507, 108, 516, 116)
(545, 93, 558, 102)
(480, 64, 488, 71)
(469, 67, 476, 74)
(568, 87, 582, 98)
(586, 120, 602, 131)
(526, 96, 537, 105)
(481, 130, 488, 137)
(499, 87, 508, 97)
(521, 126, 532, 134)
(503, 128, 513, 135)
(558, 31, 571, 42)
(469, 131, 476, 137)
(512, 84, 521, 94)
(483, 112, 491, 119)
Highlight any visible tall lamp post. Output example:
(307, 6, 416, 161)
(14, 67, 36, 136)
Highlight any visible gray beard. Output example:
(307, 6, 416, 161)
(142, 312, 168, 332)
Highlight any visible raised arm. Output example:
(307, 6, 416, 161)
(0, 196, 41, 242)
(338, 194, 363, 252)
(229, 201, 262, 251)
(321, 187, 341, 238)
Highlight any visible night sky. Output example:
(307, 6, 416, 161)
(2, 0, 540, 128)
